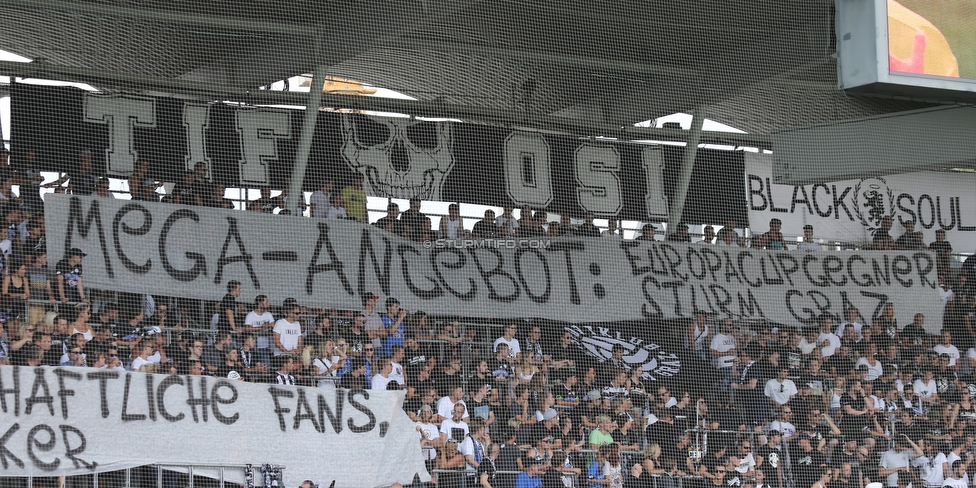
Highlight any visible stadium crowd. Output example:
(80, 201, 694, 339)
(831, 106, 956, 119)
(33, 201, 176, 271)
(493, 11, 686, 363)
(2, 154, 976, 488)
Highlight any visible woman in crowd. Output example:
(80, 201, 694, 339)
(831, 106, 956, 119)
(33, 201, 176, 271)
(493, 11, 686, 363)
(311, 338, 347, 388)
(602, 443, 624, 488)
(586, 442, 608, 488)
(69, 302, 94, 341)
(2, 258, 30, 314)
(517, 354, 542, 386)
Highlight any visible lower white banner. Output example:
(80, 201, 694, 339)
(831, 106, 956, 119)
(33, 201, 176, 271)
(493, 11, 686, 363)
(0, 366, 428, 486)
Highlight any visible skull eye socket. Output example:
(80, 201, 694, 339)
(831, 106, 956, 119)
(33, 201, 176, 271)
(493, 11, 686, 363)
(353, 115, 393, 147)
(406, 123, 439, 150)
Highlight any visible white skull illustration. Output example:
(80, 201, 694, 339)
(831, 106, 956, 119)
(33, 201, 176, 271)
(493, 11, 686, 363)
(341, 114, 455, 200)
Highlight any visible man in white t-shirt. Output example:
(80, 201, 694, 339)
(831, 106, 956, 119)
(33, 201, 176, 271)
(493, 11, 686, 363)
(697, 225, 715, 245)
(815, 313, 841, 358)
(878, 435, 922, 487)
(796, 225, 822, 252)
(932, 331, 961, 368)
(835, 307, 863, 342)
(709, 319, 737, 376)
(361, 292, 384, 351)
(493, 323, 521, 360)
(495, 205, 519, 237)
(943, 460, 968, 488)
(309, 178, 332, 218)
(414, 405, 440, 462)
(439, 402, 470, 443)
(764, 367, 798, 406)
(912, 439, 948, 488)
(130, 341, 154, 371)
(437, 385, 469, 421)
(459, 418, 488, 479)
(389, 344, 406, 385)
(371, 357, 396, 391)
(244, 294, 275, 366)
(326, 194, 348, 220)
(272, 305, 303, 356)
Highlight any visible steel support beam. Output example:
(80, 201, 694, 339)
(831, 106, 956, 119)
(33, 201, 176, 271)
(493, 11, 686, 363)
(288, 65, 327, 215)
(667, 106, 706, 233)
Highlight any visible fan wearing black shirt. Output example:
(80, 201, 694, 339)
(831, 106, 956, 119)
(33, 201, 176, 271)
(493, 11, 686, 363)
(790, 433, 828, 488)
(826, 344, 855, 379)
(839, 380, 869, 435)
(218, 280, 243, 335)
(756, 430, 784, 488)
(831, 436, 861, 469)
(799, 408, 841, 454)
(828, 463, 857, 488)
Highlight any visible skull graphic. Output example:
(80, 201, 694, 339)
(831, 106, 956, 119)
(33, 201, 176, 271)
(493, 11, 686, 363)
(341, 114, 455, 200)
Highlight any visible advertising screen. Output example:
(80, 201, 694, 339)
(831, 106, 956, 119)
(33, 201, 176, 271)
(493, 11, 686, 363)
(887, 0, 975, 81)
(837, 0, 976, 101)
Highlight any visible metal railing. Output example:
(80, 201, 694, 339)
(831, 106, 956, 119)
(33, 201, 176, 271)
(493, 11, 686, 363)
(9, 463, 286, 488)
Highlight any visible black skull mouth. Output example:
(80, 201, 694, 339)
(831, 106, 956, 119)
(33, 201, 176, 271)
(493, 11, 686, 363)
(363, 167, 438, 200)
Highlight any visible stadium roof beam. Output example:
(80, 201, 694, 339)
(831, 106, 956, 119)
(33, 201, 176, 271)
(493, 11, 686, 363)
(0, 60, 771, 150)
(383, 38, 700, 79)
(2, 0, 318, 38)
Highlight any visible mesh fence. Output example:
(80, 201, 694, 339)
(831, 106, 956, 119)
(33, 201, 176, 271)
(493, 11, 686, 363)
(0, 0, 975, 487)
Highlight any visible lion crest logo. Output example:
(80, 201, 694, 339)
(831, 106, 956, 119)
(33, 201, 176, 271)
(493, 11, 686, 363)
(852, 177, 895, 233)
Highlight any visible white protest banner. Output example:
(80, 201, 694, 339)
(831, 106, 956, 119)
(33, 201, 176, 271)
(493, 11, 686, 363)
(45, 194, 942, 329)
(746, 152, 976, 248)
(0, 366, 428, 486)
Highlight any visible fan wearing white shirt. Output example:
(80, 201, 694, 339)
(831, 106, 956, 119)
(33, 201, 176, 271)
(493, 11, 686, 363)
(942, 460, 968, 488)
(796, 225, 821, 252)
(764, 368, 798, 406)
(932, 331, 961, 368)
(815, 314, 841, 358)
(130, 341, 154, 371)
(371, 357, 396, 391)
(244, 294, 275, 366)
(912, 369, 939, 404)
(327, 193, 348, 219)
(911, 439, 948, 488)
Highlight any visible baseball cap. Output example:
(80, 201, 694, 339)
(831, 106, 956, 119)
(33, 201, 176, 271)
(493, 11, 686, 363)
(543, 408, 558, 421)
(586, 390, 602, 401)
(68, 247, 87, 257)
